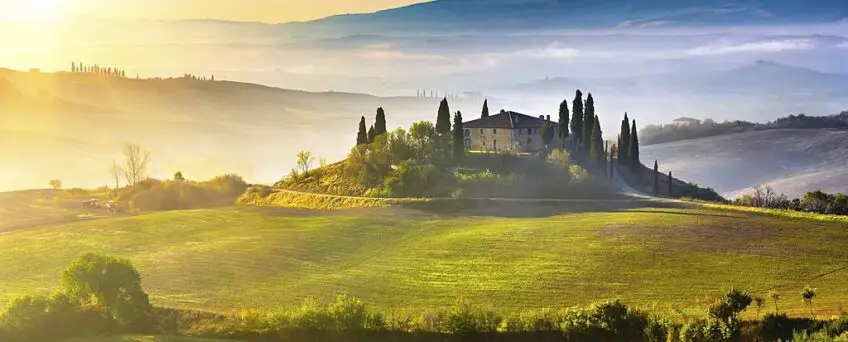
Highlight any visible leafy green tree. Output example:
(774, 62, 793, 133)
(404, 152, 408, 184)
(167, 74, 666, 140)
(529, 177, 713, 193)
(629, 120, 640, 170)
(453, 111, 465, 161)
(356, 116, 368, 145)
(802, 286, 816, 317)
(296, 151, 315, 175)
(619, 113, 630, 164)
(582, 93, 595, 153)
(173, 171, 185, 182)
(375, 107, 387, 135)
(541, 121, 555, 149)
(570, 90, 584, 147)
(653, 161, 659, 194)
(558, 99, 570, 148)
(481, 99, 489, 118)
(61, 253, 151, 326)
(48, 179, 62, 190)
(436, 98, 452, 135)
(589, 115, 603, 167)
(367, 125, 377, 143)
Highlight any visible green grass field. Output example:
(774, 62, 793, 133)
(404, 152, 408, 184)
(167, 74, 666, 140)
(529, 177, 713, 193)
(2, 200, 847, 320)
(66, 336, 238, 342)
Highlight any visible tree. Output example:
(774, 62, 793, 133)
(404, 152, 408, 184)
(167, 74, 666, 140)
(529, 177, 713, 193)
(609, 145, 616, 180)
(653, 161, 659, 194)
(802, 286, 816, 317)
(296, 151, 315, 175)
(62, 253, 151, 326)
(48, 179, 62, 190)
(582, 93, 595, 153)
(629, 120, 640, 170)
(668, 171, 673, 197)
(71, 62, 76, 73)
(570, 90, 584, 146)
(558, 99, 570, 148)
(754, 297, 765, 320)
(452, 111, 465, 161)
(589, 115, 603, 167)
(436, 98, 452, 135)
(367, 125, 377, 143)
(619, 113, 630, 164)
(769, 290, 781, 313)
(122, 143, 151, 186)
(481, 99, 489, 118)
(356, 116, 368, 145)
(375, 107, 387, 135)
(110, 161, 122, 189)
(173, 171, 185, 182)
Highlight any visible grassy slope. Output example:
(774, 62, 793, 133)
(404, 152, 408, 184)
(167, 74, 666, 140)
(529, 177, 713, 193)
(2, 203, 847, 319)
(0, 189, 117, 233)
(65, 336, 238, 342)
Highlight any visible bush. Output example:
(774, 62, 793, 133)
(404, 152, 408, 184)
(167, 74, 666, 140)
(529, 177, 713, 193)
(327, 294, 368, 331)
(679, 319, 733, 342)
(121, 174, 248, 211)
(560, 300, 650, 341)
(760, 313, 817, 342)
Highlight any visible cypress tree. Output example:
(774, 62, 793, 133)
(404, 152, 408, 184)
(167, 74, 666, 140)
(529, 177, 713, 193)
(481, 99, 489, 118)
(375, 107, 387, 135)
(610, 145, 616, 180)
(436, 98, 451, 135)
(356, 116, 368, 145)
(558, 99, 570, 148)
(668, 171, 673, 197)
(367, 125, 377, 143)
(589, 115, 603, 166)
(453, 111, 465, 161)
(653, 160, 659, 194)
(619, 113, 630, 164)
(629, 120, 640, 171)
(570, 90, 584, 147)
(582, 93, 595, 153)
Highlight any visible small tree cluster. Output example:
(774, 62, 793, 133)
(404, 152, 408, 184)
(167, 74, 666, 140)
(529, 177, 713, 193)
(71, 62, 126, 78)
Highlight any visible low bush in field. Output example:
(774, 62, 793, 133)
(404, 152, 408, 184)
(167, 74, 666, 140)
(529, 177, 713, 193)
(119, 174, 247, 211)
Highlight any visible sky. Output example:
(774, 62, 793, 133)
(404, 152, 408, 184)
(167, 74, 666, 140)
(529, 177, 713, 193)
(0, 0, 429, 23)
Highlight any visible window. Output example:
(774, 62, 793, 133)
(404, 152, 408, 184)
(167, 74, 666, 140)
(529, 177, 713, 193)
(464, 129, 470, 137)
(493, 140, 497, 151)
(480, 129, 484, 135)
(464, 138, 471, 148)
(527, 128, 532, 135)
(492, 129, 497, 134)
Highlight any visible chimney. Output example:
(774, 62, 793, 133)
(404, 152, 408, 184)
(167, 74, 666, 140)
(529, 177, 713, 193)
(539, 115, 544, 121)
(546, 115, 551, 122)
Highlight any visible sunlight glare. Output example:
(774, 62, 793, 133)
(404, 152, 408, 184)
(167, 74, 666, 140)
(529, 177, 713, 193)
(18, 0, 67, 23)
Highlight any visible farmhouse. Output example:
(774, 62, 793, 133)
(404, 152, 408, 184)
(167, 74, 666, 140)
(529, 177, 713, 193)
(463, 110, 561, 152)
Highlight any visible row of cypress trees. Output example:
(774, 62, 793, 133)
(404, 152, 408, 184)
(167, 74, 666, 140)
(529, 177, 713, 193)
(356, 107, 388, 145)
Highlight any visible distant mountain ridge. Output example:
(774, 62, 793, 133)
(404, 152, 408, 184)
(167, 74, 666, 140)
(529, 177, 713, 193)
(296, 0, 848, 34)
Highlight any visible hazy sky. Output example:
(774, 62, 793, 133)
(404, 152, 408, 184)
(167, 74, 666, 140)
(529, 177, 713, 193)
(0, 0, 429, 23)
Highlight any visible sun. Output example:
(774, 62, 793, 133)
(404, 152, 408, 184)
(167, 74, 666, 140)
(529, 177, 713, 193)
(18, 0, 67, 23)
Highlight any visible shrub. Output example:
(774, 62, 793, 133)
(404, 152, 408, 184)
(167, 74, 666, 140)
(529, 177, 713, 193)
(561, 300, 650, 341)
(327, 294, 368, 331)
(827, 316, 848, 337)
(62, 253, 152, 328)
(679, 319, 732, 342)
(121, 174, 247, 211)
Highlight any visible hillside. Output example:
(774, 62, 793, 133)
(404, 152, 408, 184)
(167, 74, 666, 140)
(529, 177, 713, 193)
(0, 70, 462, 191)
(1, 204, 847, 318)
(641, 128, 848, 198)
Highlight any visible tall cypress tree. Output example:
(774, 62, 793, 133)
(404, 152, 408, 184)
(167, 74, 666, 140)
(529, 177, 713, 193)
(582, 93, 595, 153)
(668, 171, 673, 197)
(375, 107, 387, 135)
(367, 125, 377, 143)
(629, 120, 640, 170)
(436, 98, 452, 135)
(619, 113, 630, 163)
(589, 115, 603, 166)
(609, 145, 616, 180)
(453, 111, 465, 161)
(653, 160, 659, 194)
(558, 99, 570, 148)
(356, 116, 368, 145)
(481, 99, 489, 118)
(570, 90, 584, 146)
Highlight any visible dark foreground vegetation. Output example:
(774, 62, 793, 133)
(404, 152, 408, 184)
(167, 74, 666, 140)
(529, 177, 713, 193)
(3, 254, 847, 342)
(641, 111, 848, 145)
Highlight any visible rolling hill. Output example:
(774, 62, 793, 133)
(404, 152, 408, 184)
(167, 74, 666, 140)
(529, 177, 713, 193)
(0, 69, 474, 191)
(641, 128, 848, 198)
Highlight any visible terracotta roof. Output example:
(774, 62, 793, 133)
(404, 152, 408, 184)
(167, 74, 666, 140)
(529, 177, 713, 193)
(464, 111, 554, 129)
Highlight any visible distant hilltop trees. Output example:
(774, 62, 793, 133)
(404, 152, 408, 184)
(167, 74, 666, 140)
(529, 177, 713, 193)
(71, 62, 126, 78)
(69, 61, 216, 82)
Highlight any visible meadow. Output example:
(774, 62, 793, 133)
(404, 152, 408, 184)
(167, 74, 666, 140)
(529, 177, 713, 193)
(1, 199, 847, 321)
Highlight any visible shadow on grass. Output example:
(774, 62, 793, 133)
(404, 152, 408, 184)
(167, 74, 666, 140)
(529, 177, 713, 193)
(620, 209, 745, 219)
(400, 199, 697, 218)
